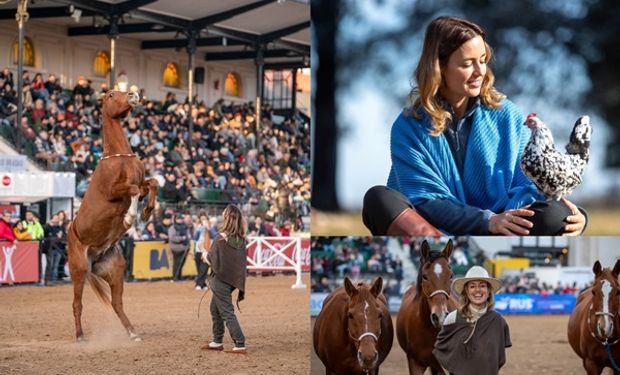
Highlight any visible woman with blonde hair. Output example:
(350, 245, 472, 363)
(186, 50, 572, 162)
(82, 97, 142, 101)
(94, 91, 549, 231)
(433, 266, 510, 374)
(201, 204, 247, 354)
(362, 16, 586, 236)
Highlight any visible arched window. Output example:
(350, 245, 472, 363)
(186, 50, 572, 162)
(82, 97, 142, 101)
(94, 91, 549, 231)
(12, 36, 34, 66)
(93, 50, 111, 77)
(163, 63, 180, 88)
(224, 72, 242, 97)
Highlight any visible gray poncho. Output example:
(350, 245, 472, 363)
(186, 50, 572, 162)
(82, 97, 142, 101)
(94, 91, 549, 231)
(433, 310, 511, 375)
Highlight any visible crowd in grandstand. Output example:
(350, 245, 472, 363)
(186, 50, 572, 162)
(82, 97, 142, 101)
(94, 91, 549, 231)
(0, 68, 310, 233)
(310, 237, 591, 297)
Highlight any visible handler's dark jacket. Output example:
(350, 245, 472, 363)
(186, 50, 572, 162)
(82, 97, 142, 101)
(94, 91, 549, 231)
(208, 233, 247, 303)
(433, 309, 511, 375)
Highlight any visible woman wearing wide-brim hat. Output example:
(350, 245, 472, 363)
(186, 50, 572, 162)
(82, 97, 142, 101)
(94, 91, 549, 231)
(433, 266, 511, 375)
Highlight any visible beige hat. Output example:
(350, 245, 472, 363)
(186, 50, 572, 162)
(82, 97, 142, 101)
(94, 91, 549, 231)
(452, 266, 502, 294)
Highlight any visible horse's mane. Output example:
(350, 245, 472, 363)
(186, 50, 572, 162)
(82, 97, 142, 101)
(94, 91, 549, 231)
(416, 250, 444, 293)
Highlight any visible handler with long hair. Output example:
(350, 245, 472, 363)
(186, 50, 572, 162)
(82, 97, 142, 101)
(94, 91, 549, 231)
(201, 204, 247, 354)
(433, 266, 510, 374)
(363, 16, 586, 236)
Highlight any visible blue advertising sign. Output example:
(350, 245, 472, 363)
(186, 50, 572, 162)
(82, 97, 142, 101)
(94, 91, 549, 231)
(494, 293, 576, 314)
(311, 293, 577, 316)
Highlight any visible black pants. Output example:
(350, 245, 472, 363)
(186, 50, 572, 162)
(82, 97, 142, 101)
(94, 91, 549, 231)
(362, 186, 414, 235)
(362, 185, 584, 235)
(194, 252, 209, 288)
(171, 250, 187, 280)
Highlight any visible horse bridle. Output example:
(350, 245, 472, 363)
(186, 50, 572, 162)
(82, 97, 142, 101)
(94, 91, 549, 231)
(351, 331, 379, 343)
(588, 303, 620, 346)
(425, 289, 450, 299)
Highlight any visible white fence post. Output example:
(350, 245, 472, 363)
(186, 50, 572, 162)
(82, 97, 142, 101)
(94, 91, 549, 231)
(291, 237, 306, 289)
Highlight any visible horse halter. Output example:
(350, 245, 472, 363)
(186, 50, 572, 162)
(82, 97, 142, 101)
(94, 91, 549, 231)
(101, 153, 137, 161)
(588, 303, 620, 346)
(425, 289, 450, 299)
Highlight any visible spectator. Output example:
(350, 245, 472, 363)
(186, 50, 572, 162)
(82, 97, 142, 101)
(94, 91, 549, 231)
(21, 210, 44, 240)
(13, 221, 32, 240)
(313, 275, 331, 293)
(0, 210, 16, 243)
(31, 73, 49, 100)
(194, 211, 211, 290)
(168, 214, 189, 281)
(43, 213, 66, 284)
(155, 214, 172, 240)
(141, 221, 158, 240)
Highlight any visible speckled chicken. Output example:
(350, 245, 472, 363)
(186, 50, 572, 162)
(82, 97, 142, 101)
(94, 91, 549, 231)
(520, 113, 591, 200)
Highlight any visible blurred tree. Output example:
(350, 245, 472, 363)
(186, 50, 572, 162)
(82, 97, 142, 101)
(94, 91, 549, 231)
(311, 0, 620, 207)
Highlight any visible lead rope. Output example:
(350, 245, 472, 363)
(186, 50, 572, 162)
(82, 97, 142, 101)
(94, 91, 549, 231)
(605, 341, 620, 372)
(197, 276, 211, 319)
(463, 318, 478, 344)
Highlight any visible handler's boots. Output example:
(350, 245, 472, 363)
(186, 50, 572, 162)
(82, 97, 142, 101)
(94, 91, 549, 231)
(386, 208, 442, 236)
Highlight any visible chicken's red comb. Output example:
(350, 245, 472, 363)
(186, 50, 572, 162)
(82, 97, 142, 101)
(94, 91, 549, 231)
(527, 112, 537, 120)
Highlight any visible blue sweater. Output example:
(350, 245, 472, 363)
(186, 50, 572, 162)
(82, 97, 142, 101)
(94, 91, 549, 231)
(387, 99, 543, 234)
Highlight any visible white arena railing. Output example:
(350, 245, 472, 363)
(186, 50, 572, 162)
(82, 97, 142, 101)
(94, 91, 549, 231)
(246, 236, 309, 289)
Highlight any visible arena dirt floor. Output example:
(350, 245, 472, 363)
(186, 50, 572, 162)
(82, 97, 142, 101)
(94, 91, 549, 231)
(312, 315, 616, 375)
(0, 275, 310, 375)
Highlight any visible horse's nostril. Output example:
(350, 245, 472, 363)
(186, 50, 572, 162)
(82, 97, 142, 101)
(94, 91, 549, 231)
(431, 313, 439, 326)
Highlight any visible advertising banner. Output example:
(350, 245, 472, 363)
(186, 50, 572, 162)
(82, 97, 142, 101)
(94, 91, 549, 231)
(246, 237, 310, 273)
(0, 241, 39, 284)
(494, 293, 577, 314)
(311, 292, 577, 316)
(132, 241, 196, 280)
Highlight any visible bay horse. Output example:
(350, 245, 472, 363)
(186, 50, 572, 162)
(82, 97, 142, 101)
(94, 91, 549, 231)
(67, 90, 157, 342)
(396, 240, 458, 375)
(568, 259, 620, 374)
(313, 277, 393, 375)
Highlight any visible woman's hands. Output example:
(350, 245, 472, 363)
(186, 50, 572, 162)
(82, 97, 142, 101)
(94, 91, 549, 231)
(488, 208, 534, 235)
(561, 198, 586, 236)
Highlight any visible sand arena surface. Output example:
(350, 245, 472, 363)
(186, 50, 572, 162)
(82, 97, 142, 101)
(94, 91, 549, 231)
(0, 275, 310, 375)
(312, 315, 616, 375)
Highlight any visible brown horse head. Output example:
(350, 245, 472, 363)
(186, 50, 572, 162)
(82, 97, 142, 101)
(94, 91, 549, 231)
(590, 260, 620, 341)
(418, 240, 453, 328)
(101, 90, 139, 119)
(343, 276, 384, 372)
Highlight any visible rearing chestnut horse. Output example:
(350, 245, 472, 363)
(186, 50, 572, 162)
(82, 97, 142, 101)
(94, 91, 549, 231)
(568, 259, 620, 374)
(68, 90, 157, 342)
(313, 277, 393, 375)
(396, 240, 458, 375)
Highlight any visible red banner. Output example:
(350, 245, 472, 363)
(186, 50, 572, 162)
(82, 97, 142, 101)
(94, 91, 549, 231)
(245, 237, 310, 273)
(0, 241, 39, 284)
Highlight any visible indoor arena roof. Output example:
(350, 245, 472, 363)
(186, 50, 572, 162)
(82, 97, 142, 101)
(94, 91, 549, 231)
(0, 0, 309, 69)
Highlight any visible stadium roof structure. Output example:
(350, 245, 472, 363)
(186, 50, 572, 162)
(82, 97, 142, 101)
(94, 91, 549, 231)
(0, 0, 310, 70)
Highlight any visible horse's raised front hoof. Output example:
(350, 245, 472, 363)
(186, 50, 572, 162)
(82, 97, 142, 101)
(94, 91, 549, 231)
(129, 333, 142, 342)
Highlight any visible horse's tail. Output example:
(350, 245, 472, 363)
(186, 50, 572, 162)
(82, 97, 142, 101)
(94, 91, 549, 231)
(87, 271, 111, 306)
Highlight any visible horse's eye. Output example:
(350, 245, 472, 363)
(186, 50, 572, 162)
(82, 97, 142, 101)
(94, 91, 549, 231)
(348, 312, 353, 319)
(109, 92, 114, 97)
(422, 274, 428, 280)
(378, 312, 383, 319)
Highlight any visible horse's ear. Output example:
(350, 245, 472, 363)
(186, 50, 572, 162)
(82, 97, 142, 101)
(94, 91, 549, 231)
(442, 239, 453, 259)
(593, 261, 602, 276)
(370, 277, 383, 298)
(612, 259, 620, 279)
(421, 240, 430, 260)
(344, 277, 357, 297)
